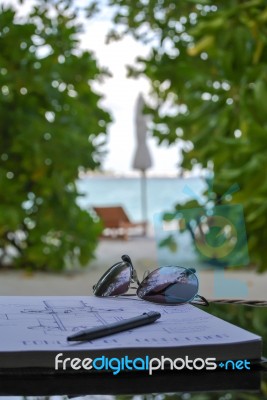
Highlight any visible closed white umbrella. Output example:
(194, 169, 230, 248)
(132, 94, 153, 235)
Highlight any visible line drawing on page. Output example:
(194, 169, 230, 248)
(0, 299, 125, 335)
(0, 297, 259, 350)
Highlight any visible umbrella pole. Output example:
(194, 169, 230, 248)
(141, 170, 148, 236)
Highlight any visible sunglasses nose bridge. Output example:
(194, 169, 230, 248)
(132, 269, 140, 286)
(121, 254, 133, 266)
(122, 254, 140, 284)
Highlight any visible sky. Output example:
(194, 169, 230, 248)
(80, 5, 181, 176)
(5, 0, 182, 176)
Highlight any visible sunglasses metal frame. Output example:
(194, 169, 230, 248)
(93, 255, 209, 306)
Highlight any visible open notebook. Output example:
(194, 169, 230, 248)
(0, 296, 262, 368)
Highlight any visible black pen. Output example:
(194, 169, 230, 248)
(67, 311, 161, 342)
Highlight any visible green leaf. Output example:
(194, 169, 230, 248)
(0, 1, 111, 271)
(105, 0, 267, 271)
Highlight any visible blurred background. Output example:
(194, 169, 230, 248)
(0, 0, 267, 397)
(1, 0, 267, 286)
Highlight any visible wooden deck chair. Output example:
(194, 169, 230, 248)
(93, 206, 146, 240)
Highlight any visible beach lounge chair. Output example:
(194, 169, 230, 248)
(93, 206, 146, 240)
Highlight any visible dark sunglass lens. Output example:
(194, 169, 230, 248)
(137, 266, 198, 304)
(93, 261, 131, 297)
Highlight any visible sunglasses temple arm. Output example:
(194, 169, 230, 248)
(121, 254, 141, 286)
(191, 295, 209, 306)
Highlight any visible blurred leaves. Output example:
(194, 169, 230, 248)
(106, 0, 267, 272)
(158, 234, 178, 252)
(0, 0, 111, 271)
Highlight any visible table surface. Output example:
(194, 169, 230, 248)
(0, 300, 266, 398)
(0, 366, 266, 396)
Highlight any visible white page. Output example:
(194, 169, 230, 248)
(0, 296, 260, 352)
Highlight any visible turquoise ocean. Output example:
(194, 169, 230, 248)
(77, 176, 206, 223)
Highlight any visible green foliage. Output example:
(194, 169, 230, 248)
(159, 189, 249, 268)
(0, 0, 111, 271)
(106, 0, 267, 271)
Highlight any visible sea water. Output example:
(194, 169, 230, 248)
(76, 176, 206, 223)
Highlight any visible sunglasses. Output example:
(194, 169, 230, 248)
(93, 255, 209, 306)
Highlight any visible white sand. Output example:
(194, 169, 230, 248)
(0, 237, 266, 301)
